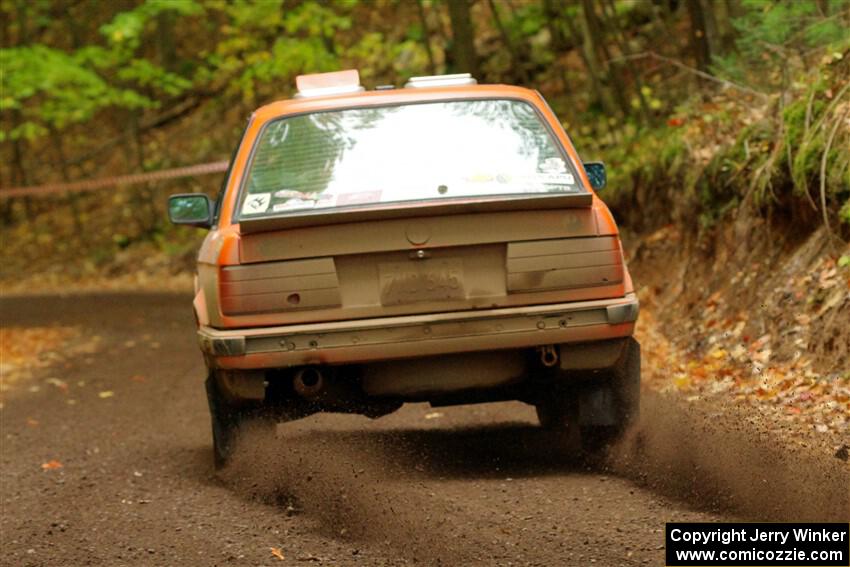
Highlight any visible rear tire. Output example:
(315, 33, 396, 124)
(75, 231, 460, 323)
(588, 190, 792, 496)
(535, 338, 640, 455)
(579, 337, 641, 453)
(205, 373, 273, 468)
(534, 393, 583, 452)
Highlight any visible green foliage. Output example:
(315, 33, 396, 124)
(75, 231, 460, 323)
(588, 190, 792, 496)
(781, 57, 850, 208)
(0, 0, 207, 141)
(713, 0, 850, 89)
(1, 0, 362, 141)
(116, 59, 193, 96)
(602, 42, 849, 233)
(0, 45, 153, 141)
(605, 127, 682, 197)
(101, 0, 203, 49)
(2, 0, 849, 256)
(841, 200, 850, 225)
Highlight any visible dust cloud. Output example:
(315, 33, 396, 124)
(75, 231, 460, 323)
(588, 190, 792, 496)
(609, 391, 850, 521)
(219, 422, 483, 565)
(218, 394, 848, 563)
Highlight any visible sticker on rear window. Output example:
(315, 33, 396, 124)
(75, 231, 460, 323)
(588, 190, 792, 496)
(312, 194, 336, 208)
(536, 172, 575, 185)
(336, 191, 382, 206)
(274, 189, 311, 200)
(541, 157, 567, 173)
(272, 199, 315, 212)
(242, 193, 271, 215)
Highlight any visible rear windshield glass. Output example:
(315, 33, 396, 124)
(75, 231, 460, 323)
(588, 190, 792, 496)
(237, 99, 583, 219)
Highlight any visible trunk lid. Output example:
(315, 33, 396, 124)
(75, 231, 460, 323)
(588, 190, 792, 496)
(217, 207, 625, 328)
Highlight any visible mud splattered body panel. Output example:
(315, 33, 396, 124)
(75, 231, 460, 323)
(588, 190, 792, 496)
(191, 83, 638, 380)
(220, 258, 341, 315)
(203, 209, 628, 331)
(506, 236, 623, 293)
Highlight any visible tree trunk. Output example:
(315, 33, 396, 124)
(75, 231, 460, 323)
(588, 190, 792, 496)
(541, 0, 567, 52)
(563, 10, 616, 118)
(446, 0, 478, 76)
(658, 0, 679, 47)
(487, 0, 528, 83)
(12, 0, 30, 45)
(714, 0, 736, 52)
(156, 10, 177, 71)
(699, 0, 720, 56)
(49, 129, 86, 241)
(579, 0, 630, 118)
(129, 112, 160, 234)
(686, 0, 711, 72)
(8, 137, 32, 223)
(8, 107, 35, 221)
(416, 0, 437, 75)
(600, 0, 650, 124)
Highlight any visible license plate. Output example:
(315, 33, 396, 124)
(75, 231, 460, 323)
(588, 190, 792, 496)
(379, 258, 465, 305)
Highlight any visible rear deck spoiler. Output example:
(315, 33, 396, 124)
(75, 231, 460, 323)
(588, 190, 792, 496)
(238, 192, 593, 233)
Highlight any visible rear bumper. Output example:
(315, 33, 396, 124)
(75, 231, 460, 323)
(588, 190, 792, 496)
(200, 293, 639, 369)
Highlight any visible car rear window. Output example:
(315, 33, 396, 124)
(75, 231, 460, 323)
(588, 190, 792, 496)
(237, 99, 584, 219)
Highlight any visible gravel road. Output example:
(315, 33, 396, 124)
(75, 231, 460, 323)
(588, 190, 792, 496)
(2, 294, 847, 566)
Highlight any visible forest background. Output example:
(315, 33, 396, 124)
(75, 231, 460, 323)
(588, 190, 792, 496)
(2, 0, 848, 283)
(2, 0, 850, 452)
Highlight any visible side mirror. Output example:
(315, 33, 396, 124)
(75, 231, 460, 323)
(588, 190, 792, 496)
(583, 162, 607, 191)
(168, 193, 213, 228)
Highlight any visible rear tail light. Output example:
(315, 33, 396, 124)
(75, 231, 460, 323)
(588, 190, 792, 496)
(506, 236, 624, 293)
(219, 258, 341, 315)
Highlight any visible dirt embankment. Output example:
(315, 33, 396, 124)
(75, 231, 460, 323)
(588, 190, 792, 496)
(625, 218, 849, 458)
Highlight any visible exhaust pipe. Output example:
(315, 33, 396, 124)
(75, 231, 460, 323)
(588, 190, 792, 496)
(539, 345, 559, 367)
(293, 367, 325, 398)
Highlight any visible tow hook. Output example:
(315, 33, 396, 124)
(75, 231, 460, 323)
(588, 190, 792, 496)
(539, 345, 559, 367)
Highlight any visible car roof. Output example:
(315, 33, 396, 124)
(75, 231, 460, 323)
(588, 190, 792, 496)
(252, 83, 544, 123)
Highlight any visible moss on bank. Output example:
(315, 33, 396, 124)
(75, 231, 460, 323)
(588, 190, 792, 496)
(589, 50, 849, 241)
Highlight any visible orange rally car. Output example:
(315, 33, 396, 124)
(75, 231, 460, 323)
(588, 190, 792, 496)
(168, 70, 640, 466)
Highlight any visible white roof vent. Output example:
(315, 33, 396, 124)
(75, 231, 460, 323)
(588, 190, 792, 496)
(294, 69, 365, 98)
(404, 73, 478, 88)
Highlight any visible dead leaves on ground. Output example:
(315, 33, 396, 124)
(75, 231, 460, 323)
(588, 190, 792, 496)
(0, 327, 150, 408)
(40, 460, 63, 471)
(637, 250, 850, 448)
(0, 326, 160, 419)
(0, 326, 102, 407)
(1, 326, 78, 387)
